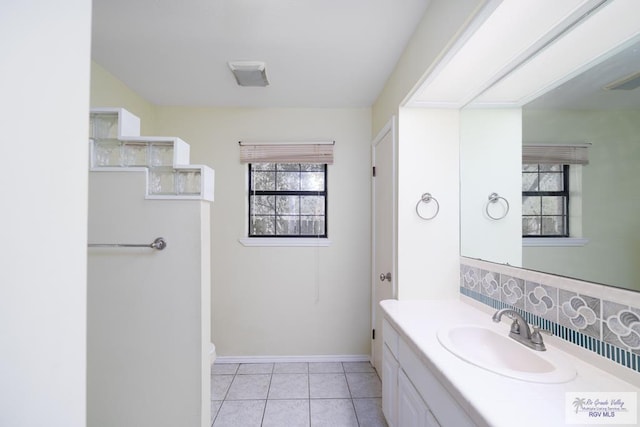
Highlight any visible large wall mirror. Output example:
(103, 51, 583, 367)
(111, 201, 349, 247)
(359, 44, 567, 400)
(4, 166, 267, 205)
(460, 36, 640, 292)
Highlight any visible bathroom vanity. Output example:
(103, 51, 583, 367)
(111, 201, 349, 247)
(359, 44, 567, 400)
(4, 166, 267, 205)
(382, 315, 475, 426)
(381, 298, 640, 427)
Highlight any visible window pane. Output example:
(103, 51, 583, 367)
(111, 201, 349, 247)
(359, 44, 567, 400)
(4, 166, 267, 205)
(522, 173, 539, 191)
(542, 216, 565, 235)
(251, 195, 275, 214)
(252, 163, 276, 171)
(540, 164, 562, 172)
(276, 172, 301, 191)
(301, 196, 325, 214)
(539, 172, 563, 191)
(541, 196, 564, 215)
(276, 196, 299, 215)
(301, 172, 324, 191)
(523, 217, 541, 235)
(277, 163, 301, 172)
(252, 171, 275, 190)
(523, 196, 541, 215)
(251, 216, 275, 235)
(301, 163, 324, 171)
(523, 164, 539, 172)
(276, 216, 300, 235)
(301, 216, 325, 235)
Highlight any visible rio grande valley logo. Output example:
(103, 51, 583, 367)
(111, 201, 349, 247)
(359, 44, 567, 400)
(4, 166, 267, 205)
(566, 392, 637, 424)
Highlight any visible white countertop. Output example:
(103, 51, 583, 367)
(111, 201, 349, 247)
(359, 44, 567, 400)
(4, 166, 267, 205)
(380, 298, 640, 427)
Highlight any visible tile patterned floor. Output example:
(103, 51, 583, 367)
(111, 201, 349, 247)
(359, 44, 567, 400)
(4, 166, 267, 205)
(211, 361, 388, 427)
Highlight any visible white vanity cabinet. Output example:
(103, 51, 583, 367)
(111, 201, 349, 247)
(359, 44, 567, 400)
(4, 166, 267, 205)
(398, 370, 436, 427)
(382, 345, 399, 426)
(382, 319, 400, 426)
(382, 318, 476, 427)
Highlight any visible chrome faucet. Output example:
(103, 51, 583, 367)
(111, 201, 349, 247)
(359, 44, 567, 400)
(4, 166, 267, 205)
(492, 308, 550, 351)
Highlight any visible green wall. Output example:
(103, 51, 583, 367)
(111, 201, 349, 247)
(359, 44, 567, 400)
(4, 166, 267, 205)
(523, 109, 640, 291)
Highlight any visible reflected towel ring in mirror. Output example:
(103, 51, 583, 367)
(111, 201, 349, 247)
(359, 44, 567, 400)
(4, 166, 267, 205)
(486, 192, 509, 220)
(415, 193, 440, 220)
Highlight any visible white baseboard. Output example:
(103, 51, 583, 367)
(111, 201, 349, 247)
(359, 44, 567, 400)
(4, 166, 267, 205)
(210, 343, 217, 365)
(214, 354, 371, 364)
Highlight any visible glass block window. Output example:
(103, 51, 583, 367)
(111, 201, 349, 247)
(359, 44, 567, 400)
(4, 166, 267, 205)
(522, 164, 569, 237)
(249, 163, 327, 237)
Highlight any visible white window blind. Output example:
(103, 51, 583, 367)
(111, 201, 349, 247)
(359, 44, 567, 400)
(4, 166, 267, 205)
(239, 141, 334, 164)
(522, 143, 590, 165)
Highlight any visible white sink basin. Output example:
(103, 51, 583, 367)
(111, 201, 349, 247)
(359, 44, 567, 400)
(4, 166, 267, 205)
(437, 325, 576, 383)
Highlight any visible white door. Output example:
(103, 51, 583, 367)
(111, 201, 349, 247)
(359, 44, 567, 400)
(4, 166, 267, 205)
(371, 119, 396, 372)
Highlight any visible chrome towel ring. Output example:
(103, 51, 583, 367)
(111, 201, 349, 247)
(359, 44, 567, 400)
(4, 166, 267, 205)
(486, 193, 509, 220)
(88, 237, 167, 250)
(415, 193, 440, 220)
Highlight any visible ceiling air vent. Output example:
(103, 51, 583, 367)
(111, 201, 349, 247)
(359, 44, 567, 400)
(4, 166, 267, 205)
(604, 70, 640, 91)
(228, 61, 269, 87)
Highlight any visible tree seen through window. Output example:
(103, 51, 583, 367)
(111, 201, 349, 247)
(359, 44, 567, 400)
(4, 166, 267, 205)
(249, 163, 327, 237)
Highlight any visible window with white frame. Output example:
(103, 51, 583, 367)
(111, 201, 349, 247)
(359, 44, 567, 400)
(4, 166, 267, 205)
(239, 141, 334, 238)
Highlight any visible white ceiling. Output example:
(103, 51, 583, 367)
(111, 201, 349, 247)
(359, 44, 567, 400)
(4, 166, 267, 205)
(91, 0, 430, 108)
(524, 39, 640, 110)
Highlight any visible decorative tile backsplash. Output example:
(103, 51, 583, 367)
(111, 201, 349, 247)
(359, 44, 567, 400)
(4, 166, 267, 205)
(461, 257, 640, 374)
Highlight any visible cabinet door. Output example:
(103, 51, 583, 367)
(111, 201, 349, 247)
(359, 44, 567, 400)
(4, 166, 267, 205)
(382, 344, 399, 427)
(398, 338, 475, 427)
(398, 370, 429, 427)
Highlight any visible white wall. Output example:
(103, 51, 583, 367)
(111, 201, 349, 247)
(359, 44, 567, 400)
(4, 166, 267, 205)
(397, 108, 460, 299)
(0, 1, 91, 425)
(460, 109, 522, 266)
(371, 0, 487, 300)
(523, 109, 640, 291)
(154, 107, 373, 357)
(88, 171, 211, 426)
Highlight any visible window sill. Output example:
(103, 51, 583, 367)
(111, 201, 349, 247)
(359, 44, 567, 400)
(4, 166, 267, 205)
(239, 237, 332, 247)
(523, 237, 589, 247)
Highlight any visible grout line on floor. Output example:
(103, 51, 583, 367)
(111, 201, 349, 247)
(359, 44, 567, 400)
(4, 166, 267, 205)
(212, 361, 385, 427)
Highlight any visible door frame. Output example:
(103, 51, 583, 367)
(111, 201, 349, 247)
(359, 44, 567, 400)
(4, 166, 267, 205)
(371, 116, 397, 364)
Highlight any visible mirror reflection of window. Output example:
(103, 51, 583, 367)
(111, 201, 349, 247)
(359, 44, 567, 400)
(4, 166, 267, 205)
(522, 164, 569, 237)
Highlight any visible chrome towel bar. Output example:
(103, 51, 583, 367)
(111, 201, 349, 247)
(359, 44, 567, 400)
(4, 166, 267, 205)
(88, 237, 167, 250)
